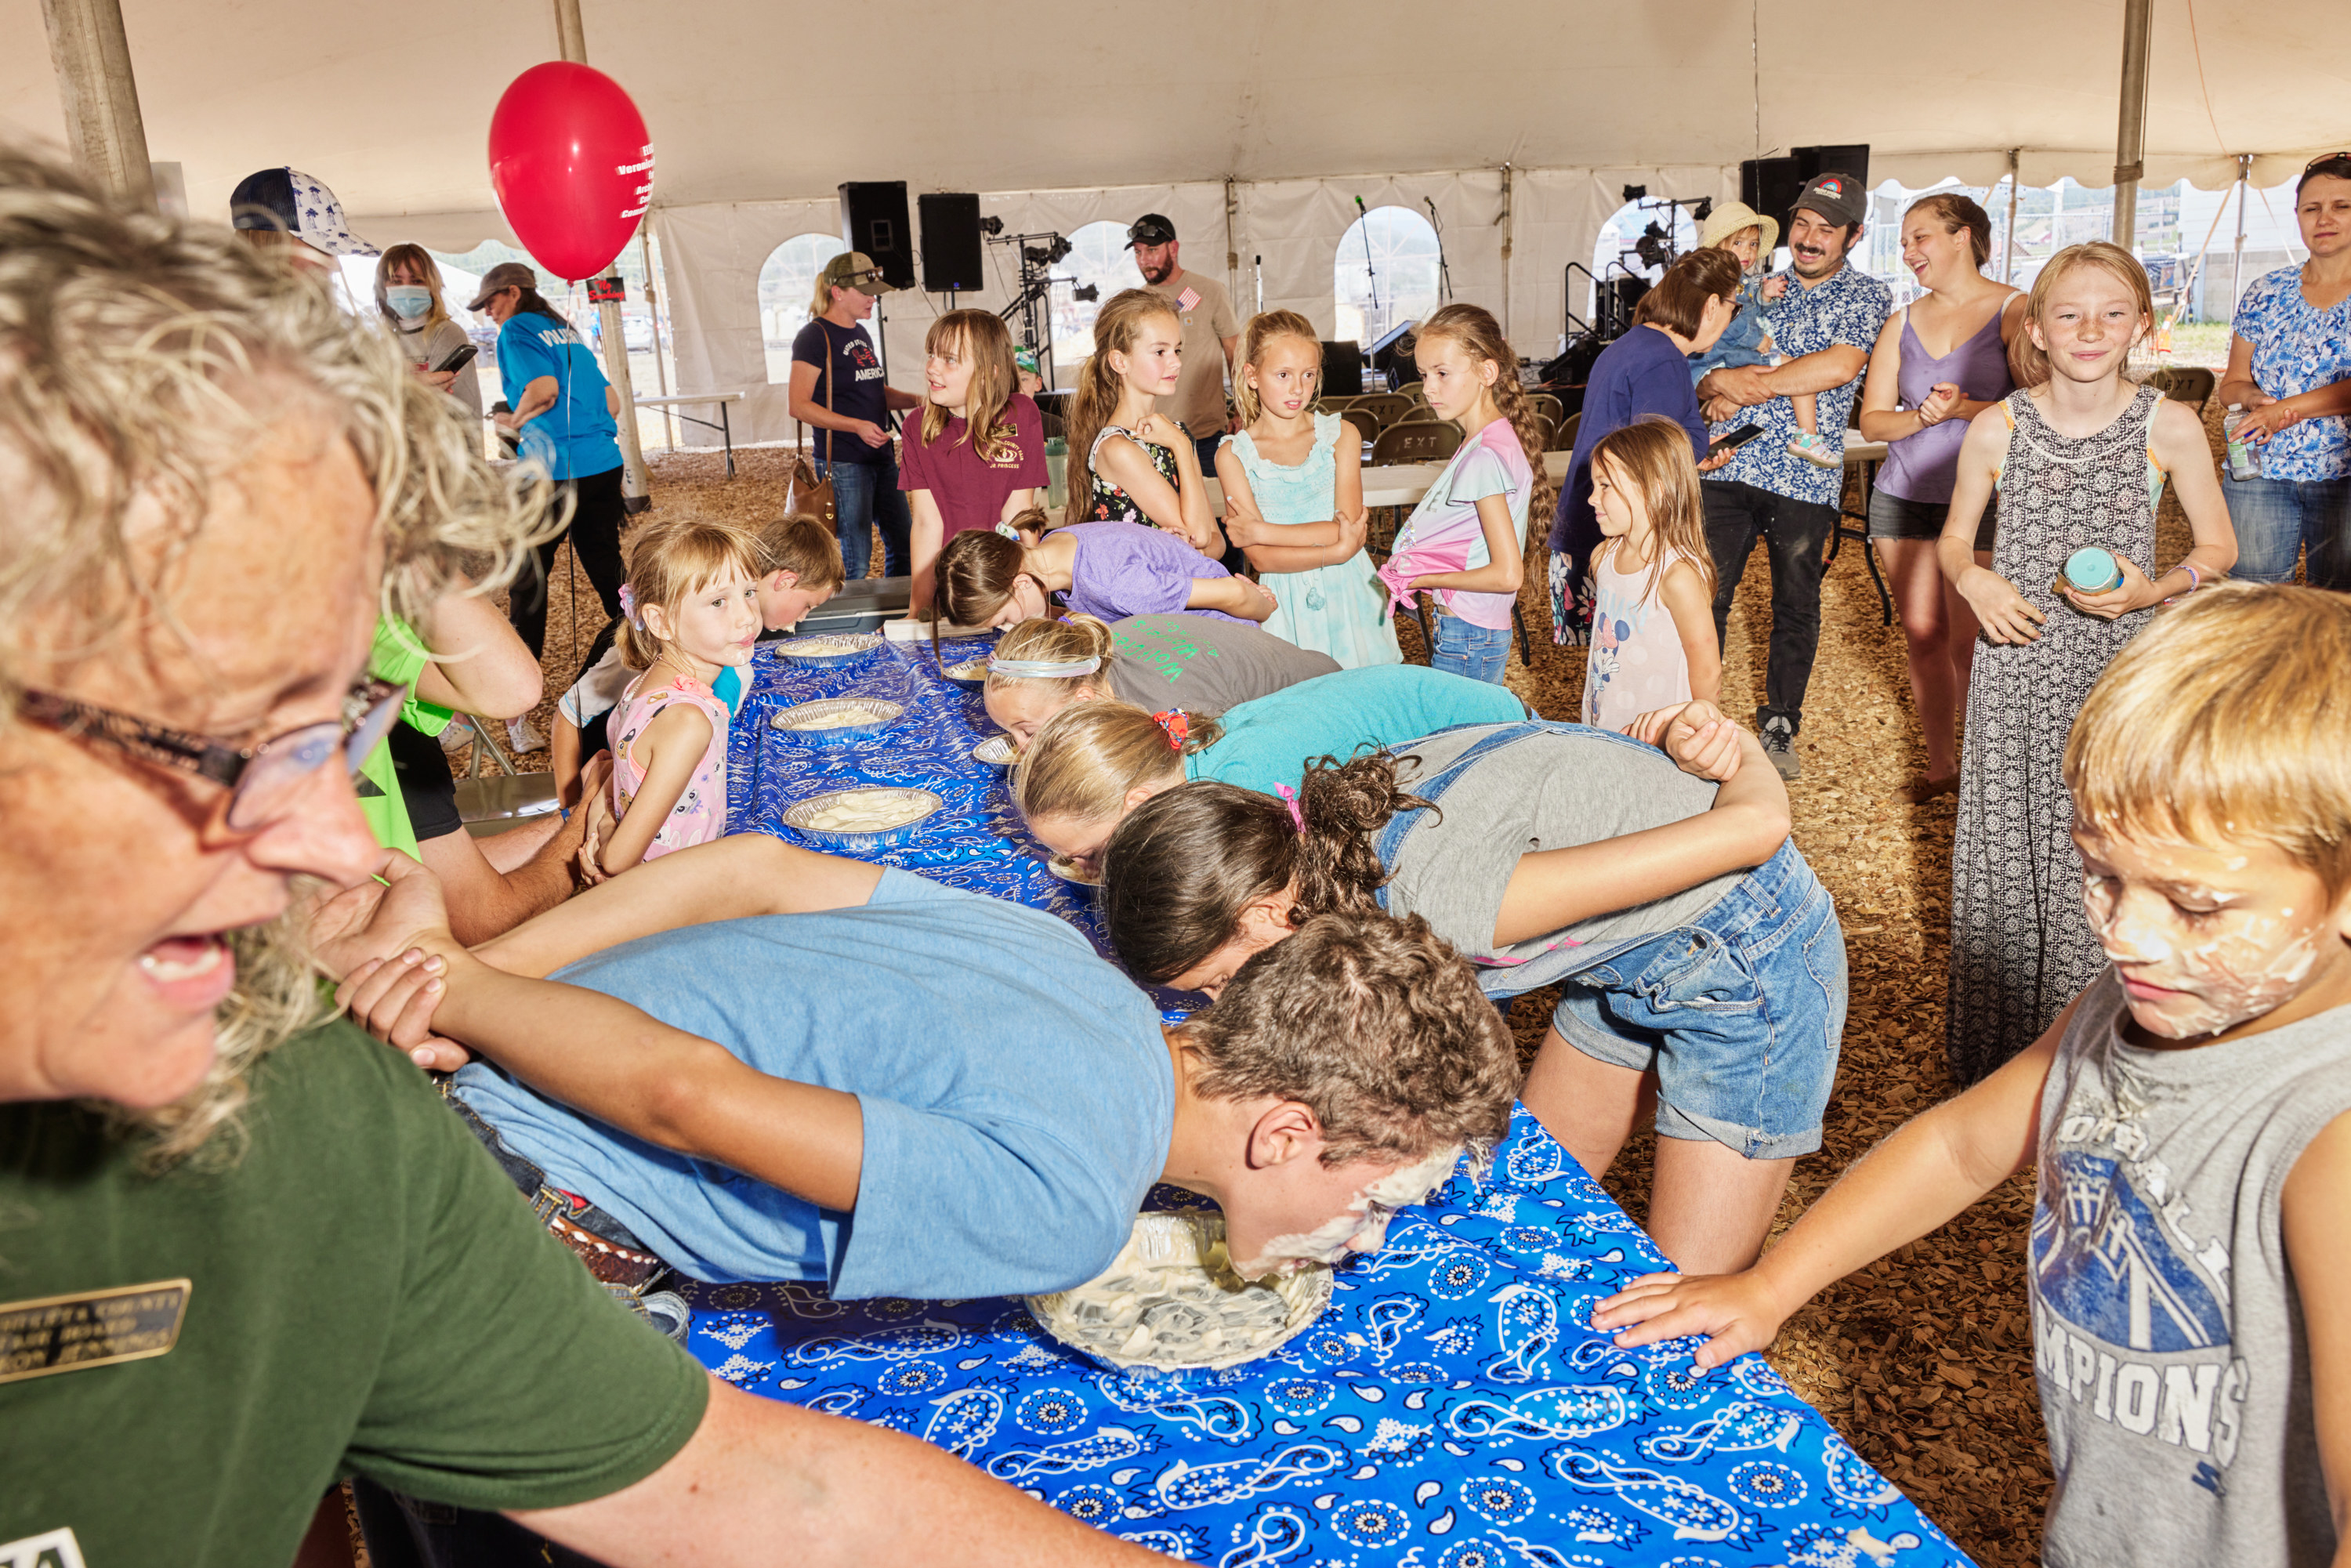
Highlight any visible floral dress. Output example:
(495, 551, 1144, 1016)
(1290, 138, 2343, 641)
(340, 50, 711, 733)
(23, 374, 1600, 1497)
(1085, 425, 1183, 526)
(1947, 384, 2165, 1085)
(608, 670, 733, 864)
(1229, 414, 1400, 668)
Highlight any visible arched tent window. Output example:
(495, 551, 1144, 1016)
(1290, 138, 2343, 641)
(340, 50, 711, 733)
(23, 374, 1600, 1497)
(1049, 220, 1146, 375)
(1335, 205, 1440, 346)
(759, 233, 847, 385)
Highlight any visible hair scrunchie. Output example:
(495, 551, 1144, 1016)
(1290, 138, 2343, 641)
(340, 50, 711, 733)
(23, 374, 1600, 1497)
(1152, 708, 1190, 750)
(1273, 780, 1306, 835)
(618, 582, 641, 629)
(994, 520, 1023, 541)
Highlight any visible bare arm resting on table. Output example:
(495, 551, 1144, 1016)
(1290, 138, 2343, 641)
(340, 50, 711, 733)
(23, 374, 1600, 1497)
(522, 1378, 1166, 1566)
(1588, 1012, 2064, 1367)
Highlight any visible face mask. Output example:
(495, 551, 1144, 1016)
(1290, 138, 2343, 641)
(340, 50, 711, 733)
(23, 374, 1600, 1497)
(385, 285, 434, 321)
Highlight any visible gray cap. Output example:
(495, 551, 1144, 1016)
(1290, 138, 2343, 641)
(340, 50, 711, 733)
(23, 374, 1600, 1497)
(1794, 172, 1866, 230)
(465, 261, 538, 311)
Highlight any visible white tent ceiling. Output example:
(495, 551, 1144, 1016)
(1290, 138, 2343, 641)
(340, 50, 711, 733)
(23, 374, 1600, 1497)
(6, 0, 2346, 442)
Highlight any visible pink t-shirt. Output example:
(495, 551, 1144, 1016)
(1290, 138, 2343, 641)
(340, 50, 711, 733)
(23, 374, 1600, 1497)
(897, 393, 1049, 542)
(1388, 418, 1533, 631)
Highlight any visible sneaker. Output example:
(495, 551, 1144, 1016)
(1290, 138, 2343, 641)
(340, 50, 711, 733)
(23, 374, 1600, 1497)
(437, 717, 473, 754)
(1788, 433, 1842, 468)
(507, 716, 544, 754)
(1760, 715, 1801, 779)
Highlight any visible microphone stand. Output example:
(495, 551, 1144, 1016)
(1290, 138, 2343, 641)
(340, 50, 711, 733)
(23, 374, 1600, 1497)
(1354, 195, 1380, 331)
(1425, 197, 1454, 302)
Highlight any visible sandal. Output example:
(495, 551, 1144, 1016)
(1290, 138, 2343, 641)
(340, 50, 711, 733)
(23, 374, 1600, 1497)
(1897, 773, 1958, 804)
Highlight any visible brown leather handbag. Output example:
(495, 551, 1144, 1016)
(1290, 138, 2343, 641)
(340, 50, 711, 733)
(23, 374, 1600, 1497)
(784, 320, 838, 526)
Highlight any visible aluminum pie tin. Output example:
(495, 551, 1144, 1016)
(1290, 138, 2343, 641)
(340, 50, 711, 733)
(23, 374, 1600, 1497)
(780, 787, 944, 853)
(1047, 854, 1101, 886)
(1027, 1211, 1332, 1372)
(773, 632, 884, 668)
(972, 734, 1017, 767)
(938, 655, 991, 687)
(769, 697, 904, 747)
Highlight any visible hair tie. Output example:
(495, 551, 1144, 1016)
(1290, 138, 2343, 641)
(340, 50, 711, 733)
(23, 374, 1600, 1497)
(618, 582, 641, 629)
(987, 654, 1101, 679)
(1273, 781, 1305, 835)
(1152, 708, 1190, 750)
(994, 520, 1023, 541)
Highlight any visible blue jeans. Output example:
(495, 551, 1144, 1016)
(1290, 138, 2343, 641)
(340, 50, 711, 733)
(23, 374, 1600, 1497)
(1550, 838, 1846, 1159)
(2223, 472, 2351, 592)
(820, 448, 913, 579)
(1430, 611, 1511, 683)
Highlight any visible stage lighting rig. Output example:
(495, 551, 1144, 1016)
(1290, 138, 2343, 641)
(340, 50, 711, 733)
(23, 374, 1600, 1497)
(988, 230, 1090, 374)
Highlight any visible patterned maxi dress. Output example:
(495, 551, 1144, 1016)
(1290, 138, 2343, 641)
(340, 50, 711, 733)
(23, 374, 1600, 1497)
(1946, 383, 2166, 1085)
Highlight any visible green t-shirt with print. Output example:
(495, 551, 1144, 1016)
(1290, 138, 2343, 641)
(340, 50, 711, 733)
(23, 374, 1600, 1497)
(0, 1021, 707, 1566)
(358, 617, 462, 860)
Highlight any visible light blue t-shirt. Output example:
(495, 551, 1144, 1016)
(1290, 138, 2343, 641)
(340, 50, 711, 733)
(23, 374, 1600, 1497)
(1183, 664, 1527, 795)
(495, 312, 622, 481)
(452, 871, 1175, 1297)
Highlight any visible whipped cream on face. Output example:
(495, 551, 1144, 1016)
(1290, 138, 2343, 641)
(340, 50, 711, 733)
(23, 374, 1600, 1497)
(2086, 848, 2328, 1040)
(1239, 1143, 1463, 1276)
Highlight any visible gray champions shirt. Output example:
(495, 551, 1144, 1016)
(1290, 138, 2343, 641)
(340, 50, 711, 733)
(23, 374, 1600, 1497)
(1381, 723, 1745, 961)
(1103, 614, 1339, 718)
(2034, 972, 2351, 1566)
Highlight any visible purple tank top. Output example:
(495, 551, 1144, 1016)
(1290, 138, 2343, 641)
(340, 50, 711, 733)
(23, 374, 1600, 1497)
(1876, 308, 2015, 504)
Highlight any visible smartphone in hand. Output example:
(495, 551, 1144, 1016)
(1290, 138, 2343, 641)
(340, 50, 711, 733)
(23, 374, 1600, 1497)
(1707, 423, 1766, 458)
(431, 342, 480, 375)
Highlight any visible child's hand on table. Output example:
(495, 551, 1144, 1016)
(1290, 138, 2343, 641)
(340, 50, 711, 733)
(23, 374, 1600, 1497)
(1589, 1269, 1793, 1370)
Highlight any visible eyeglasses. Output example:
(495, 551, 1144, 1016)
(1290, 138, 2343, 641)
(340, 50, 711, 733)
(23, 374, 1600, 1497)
(16, 679, 407, 832)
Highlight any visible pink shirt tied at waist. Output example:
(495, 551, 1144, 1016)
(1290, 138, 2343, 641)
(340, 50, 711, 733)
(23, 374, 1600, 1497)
(1377, 418, 1534, 631)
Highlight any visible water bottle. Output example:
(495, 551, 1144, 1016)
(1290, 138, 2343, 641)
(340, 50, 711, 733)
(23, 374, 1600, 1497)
(2222, 405, 2259, 482)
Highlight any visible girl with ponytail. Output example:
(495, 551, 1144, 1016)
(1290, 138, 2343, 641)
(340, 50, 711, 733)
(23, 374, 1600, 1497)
(983, 610, 1342, 748)
(1065, 288, 1224, 555)
(931, 507, 1275, 642)
(1009, 664, 1526, 876)
(1377, 304, 1552, 684)
(1097, 702, 1844, 1277)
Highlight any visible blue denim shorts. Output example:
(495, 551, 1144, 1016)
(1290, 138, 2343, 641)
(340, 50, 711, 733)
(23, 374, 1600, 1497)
(1549, 838, 1846, 1159)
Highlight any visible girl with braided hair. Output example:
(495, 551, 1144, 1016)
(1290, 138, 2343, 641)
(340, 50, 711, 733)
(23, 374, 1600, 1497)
(1095, 704, 1846, 1277)
(1378, 303, 1554, 684)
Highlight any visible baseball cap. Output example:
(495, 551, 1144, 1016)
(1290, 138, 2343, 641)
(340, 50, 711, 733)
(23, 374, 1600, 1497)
(465, 261, 540, 311)
(228, 167, 377, 256)
(1124, 214, 1176, 249)
(820, 251, 900, 296)
(1793, 172, 1866, 230)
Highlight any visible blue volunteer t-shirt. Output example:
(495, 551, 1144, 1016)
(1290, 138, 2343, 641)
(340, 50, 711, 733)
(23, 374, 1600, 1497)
(451, 871, 1174, 1298)
(495, 311, 623, 481)
(1184, 664, 1527, 795)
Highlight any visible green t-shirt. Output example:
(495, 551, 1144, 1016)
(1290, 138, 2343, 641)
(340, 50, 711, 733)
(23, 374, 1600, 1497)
(0, 1022, 707, 1566)
(359, 617, 462, 860)
(1183, 664, 1527, 795)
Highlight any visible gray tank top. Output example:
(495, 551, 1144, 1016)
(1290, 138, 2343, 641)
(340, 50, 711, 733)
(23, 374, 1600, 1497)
(1876, 306, 2014, 504)
(2032, 972, 2351, 1566)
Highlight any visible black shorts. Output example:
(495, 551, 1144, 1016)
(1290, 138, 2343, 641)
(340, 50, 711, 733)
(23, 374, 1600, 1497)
(387, 719, 463, 844)
(1867, 489, 1996, 552)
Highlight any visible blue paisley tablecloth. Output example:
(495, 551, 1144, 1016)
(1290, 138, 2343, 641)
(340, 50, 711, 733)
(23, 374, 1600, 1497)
(725, 633, 1109, 941)
(679, 1107, 1970, 1568)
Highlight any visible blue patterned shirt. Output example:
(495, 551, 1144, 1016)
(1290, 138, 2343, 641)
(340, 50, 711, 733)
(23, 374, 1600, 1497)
(2232, 265, 2351, 483)
(1704, 260, 1892, 508)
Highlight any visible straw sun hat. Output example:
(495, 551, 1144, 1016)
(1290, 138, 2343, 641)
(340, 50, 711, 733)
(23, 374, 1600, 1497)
(1699, 201, 1778, 258)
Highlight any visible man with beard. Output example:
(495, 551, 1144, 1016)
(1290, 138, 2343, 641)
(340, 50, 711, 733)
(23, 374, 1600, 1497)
(1127, 213, 1242, 474)
(1694, 172, 1891, 780)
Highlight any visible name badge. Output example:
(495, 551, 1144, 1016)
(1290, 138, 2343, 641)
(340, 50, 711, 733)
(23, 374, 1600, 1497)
(0, 1280, 191, 1385)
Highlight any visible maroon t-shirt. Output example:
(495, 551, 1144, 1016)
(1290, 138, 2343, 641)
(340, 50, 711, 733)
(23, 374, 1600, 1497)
(897, 393, 1049, 541)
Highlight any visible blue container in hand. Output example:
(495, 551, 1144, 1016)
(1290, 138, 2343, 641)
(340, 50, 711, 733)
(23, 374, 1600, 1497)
(2061, 547, 2124, 596)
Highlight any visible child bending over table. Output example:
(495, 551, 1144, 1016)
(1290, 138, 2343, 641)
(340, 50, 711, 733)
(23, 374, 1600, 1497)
(1595, 586, 2351, 1568)
(317, 837, 1519, 1301)
(982, 613, 1339, 751)
(934, 509, 1274, 635)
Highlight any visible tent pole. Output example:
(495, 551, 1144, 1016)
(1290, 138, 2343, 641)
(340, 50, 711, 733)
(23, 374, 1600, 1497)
(42, 0, 154, 209)
(553, 0, 652, 509)
(2110, 0, 2152, 248)
(2002, 149, 2021, 284)
(1498, 163, 1514, 345)
(641, 226, 676, 452)
(2228, 153, 2251, 320)
(1224, 176, 1241, 316)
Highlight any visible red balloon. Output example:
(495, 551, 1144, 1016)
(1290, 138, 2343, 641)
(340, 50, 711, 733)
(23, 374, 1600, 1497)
(487, 61, 654, 282)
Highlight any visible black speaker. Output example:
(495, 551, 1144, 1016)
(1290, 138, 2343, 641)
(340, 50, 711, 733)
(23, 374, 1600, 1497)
(1795, 144, 1871, 193)
(1741, 157, 1805, 234)
(838, 182, 914, 289)
(917, 193, 984, 293)
(1320, 341, 1364, 399)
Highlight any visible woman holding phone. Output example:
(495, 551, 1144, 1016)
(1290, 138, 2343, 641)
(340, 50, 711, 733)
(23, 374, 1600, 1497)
(1548, 246, 1744, 644)
(1855, 194, 2023, 803)
(375, 244, 483, 424)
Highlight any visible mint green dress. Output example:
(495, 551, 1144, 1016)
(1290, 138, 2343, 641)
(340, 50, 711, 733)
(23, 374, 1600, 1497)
(1230, 413, 1402, 669)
